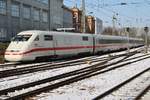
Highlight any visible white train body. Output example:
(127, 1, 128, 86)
(5, 30, 143, 62)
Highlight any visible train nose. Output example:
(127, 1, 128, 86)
(4, 50, 23, 62)
(4, 54, 23, 62)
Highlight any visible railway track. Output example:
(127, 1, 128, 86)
(0, 62, 20, 68)
(93, 67, 150, 100)
(0, 50, 136, 79)
(0, 55, 95, 69)
(0, 56, 94, 78)
(135, 84, 150, 100)
(0, 51, 148, 100)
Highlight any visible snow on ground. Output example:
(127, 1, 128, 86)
(0, 62, 15, 65)
(0, 51, 135, 91)
(142, 90, 150, 100)
(0, 52, 126, 88)
(0, 63, 91, 90)
(0, 62, 52, 71)
(0, 47, 149, 100)
(0, 53, 106, 72)
(32, 53, 150, 100)
(102, 69, 150, 100)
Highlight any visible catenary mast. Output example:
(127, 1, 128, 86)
(81, 0, 86, 33)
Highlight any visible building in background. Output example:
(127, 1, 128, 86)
(62, 5, 73, 28)
(0, 0, 103, 41)
(72, 7, 82, 32)
(49, 0, 63, 30)
(72, 7, 103, 34)
(86, 15, 95, 33)
(86, 16, 103, 34)
(0, 0, 63, 41)
(95, 17, 103, 34)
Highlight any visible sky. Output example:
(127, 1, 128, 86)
(64, 0, 150, 28)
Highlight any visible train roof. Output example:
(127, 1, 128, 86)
(18, 30, 93, 37)
(18, 30, 143, 40)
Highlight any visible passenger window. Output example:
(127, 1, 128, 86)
(82, 36, 88, 41)
(44, 35, 53, 41)
(34, 36, 39, 41)
(99, 39, 101, 44)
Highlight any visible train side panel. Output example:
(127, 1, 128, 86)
(54, 33, 93, 56)
(26, 33, 55, 60)
(94, 35, 128, 53)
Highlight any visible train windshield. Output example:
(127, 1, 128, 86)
(12, 35, 32, 42)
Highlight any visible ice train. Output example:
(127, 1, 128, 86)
(4, 30, 143, 62)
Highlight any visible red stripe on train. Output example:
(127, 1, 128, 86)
(5, 44, 126, 55)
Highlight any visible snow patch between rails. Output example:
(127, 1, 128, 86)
(0, 64, 91, 90)
(33, 55, 150, 100)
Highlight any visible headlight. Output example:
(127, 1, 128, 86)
(10, 50, 20, 52)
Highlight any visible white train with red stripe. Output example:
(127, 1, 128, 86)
(5, 30, 143, 62)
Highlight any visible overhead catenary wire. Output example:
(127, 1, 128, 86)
(85, 0, 150, 26)
(64, 0, 150, 26)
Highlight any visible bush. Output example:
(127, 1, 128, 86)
(0, 42, 9, 63)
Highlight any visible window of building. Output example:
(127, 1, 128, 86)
(11, 3, 20, 17)
(23, 5, 30, 19)
(42, 11, 48, 22)
(0, 0, 6, 15)
(36, 0, 48, 4)
(44, 35, 53, 41)
(0, 28, 7, 38)
(33, 8, 40, 21)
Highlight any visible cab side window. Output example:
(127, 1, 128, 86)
(34, 35, 39, 41)
(44, 35, 53, 41)
(82, 36, 88, 41)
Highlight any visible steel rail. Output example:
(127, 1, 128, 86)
(134, 84, 150, 100)
(93, 68, 150, 100)
(0, 53, 141, 100)
(0, 51, 133, 78)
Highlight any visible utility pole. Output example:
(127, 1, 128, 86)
(112, 14, 117, 35)
(81, 0, 86, 33)
(112, 15, 115, 35)
(73, 0, 77, 7)
(48, 0, 51, 31)
(126, 27, 130, 53)
(144, 26, 149, 53)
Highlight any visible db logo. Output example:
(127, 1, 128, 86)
(34, 44, 38, 46)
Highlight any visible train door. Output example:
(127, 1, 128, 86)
(31, 35, 43, 58)
(54, 34, 69, 56)
(92, 36, 95, 54)
(42, 35, 55, 56)
(53, 35, 57, 56)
